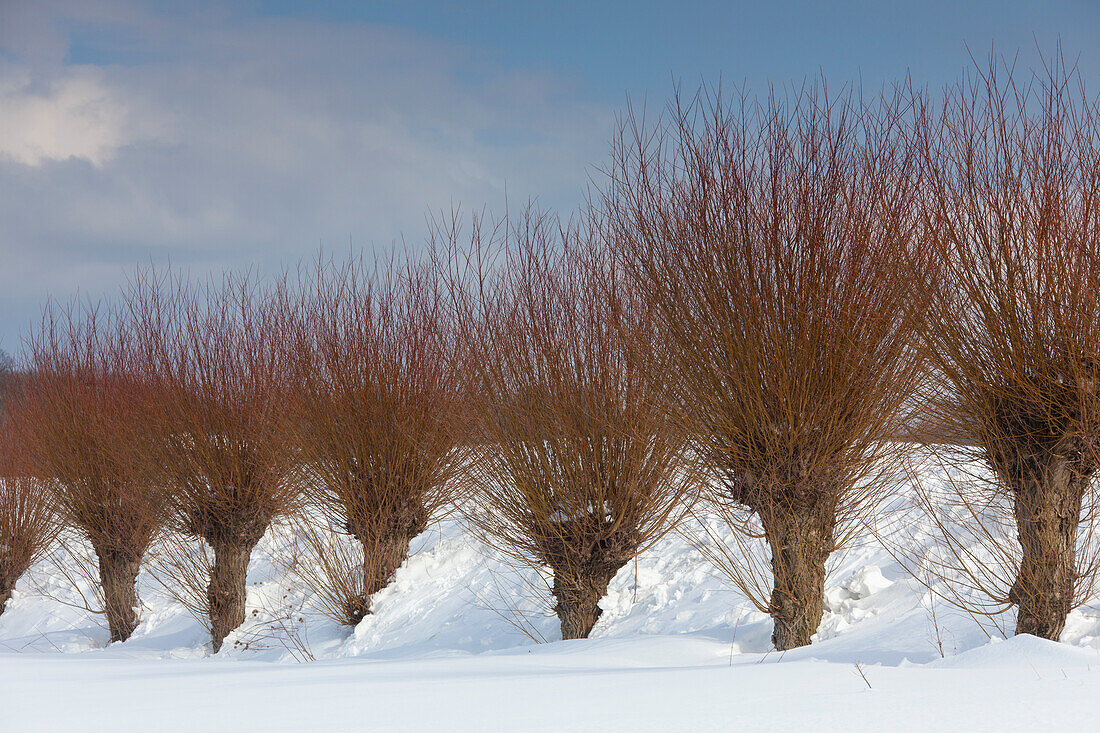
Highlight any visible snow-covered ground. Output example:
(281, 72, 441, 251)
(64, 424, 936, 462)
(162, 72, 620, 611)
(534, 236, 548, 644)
(4, 486, 1100, 731)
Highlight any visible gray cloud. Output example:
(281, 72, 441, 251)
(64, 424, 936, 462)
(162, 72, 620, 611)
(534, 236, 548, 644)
(0, 2, 613, 352)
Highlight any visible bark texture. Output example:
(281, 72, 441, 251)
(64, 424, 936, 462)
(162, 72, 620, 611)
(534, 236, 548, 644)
(761, 501, 836, 651)
(97, 550, 142, 643)
(0, 581, 13, 616)
(540, 519, 639, 641)
(342, 503, 429, 625)
(551, 563, 622, 640)
(208, 541, 254, 653)
(341, 530, 420, 624)
(1007, 455, 1086, 640)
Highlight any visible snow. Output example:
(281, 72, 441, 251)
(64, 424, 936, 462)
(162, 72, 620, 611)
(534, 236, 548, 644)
(4, 480, 1100, 730)
(5, 632, 1100, 732)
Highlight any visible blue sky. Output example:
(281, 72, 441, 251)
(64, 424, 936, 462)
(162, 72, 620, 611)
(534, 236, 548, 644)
(1, 0, 1098, 352)
(57, 2, 1100, 96)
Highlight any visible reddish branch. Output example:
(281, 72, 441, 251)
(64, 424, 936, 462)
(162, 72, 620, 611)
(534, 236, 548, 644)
(605, 86, 923, 649)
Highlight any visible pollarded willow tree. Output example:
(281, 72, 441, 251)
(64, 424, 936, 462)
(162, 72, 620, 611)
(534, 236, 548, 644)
(130, 273, 299, 652)
(0, 417, 56, 615)
(605, 86, 924, 650)
(908, 56, 1100, 640)
(11, 304, 166, 641)
(443, 209, 693, 640)
(284, 257, 462, 625)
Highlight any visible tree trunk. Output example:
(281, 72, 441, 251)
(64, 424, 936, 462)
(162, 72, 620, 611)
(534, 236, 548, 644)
(97, 551, 142, 643)
(761, 502, 835, 651)
(208, 541, 254, 653)
(1009, 457, 1084, 641)
(551, 563, 622, 640)
(0, 579, 13, 616)
(341, 531, 419, 625)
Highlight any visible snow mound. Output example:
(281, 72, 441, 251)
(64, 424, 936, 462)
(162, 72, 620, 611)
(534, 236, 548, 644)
(5, 471, 1100, 730)
(842, 565, 893, 598)
(928, 633, 1100, 669)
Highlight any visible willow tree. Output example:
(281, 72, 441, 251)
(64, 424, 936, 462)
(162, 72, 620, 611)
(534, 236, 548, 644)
(444, 209, 692, 640)
(284, 257, 461, 625)
(0, 417, 56, 615)
(908, 56, 1100, 640)
(606, 86, 923, 650)
(130, 274, 299, 652)
(13, 304, 165, 641)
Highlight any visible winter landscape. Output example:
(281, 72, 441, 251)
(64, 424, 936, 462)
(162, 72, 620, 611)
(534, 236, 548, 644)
(3, 501, 1100, 731)
(5, 3, 1100, 732)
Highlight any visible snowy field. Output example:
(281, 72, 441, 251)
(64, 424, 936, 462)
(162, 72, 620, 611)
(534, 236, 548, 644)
(4, 487, 1100, 731)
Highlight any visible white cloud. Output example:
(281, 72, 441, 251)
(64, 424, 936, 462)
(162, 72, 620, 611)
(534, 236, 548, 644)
(0, 67, 130, 166)
(0, 5, 614, 350)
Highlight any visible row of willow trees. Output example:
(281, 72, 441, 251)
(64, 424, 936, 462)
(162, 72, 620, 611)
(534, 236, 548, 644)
(2, 57, 1100, 652)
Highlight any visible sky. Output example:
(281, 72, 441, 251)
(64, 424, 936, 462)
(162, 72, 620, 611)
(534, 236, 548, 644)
(1, 0, 1099, 353)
